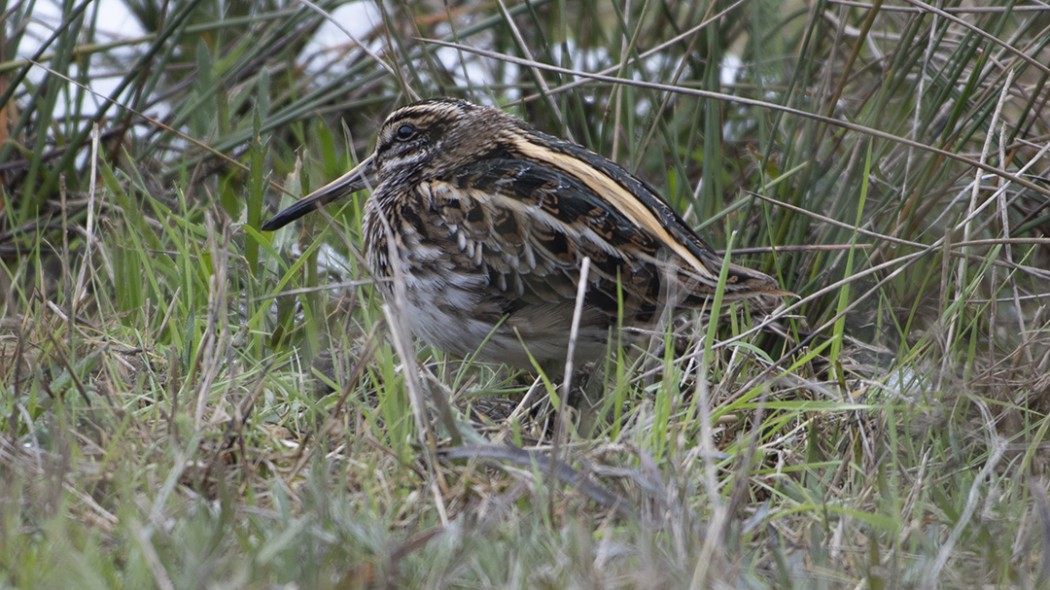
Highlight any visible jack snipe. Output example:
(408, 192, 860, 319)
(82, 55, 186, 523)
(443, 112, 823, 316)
(264, 97, 783, 369)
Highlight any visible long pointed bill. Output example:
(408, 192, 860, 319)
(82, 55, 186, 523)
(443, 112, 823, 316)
(261, 156, 375, 231)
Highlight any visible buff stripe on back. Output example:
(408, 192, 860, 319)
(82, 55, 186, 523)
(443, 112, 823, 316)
(505, 134, 721, 282)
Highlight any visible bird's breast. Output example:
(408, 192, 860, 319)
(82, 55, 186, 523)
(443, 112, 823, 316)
(363, 184, 496, 293)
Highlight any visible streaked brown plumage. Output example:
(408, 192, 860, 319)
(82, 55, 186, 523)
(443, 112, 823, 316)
(263, 97, 783, 369)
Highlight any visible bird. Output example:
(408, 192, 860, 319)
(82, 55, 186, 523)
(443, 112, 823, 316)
(263, 97, 784, 372)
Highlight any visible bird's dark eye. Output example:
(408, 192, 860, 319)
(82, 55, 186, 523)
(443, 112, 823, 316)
(395, 124, 417, 141)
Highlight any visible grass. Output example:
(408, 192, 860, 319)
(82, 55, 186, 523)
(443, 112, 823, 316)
(2, 0, 1050, 587)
